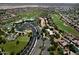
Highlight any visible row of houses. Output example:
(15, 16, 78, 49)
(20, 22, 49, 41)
(58, 34, 79, 55)
(59, 11, 79, 32)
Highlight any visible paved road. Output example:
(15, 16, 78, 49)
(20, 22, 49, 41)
(30, 28, 50, 55)
(30, 35, 43, 55)
(41, 38, 50, 55)
(15, 21, 51, 55)
(15, 22, 39, 55)
(30, 34, 51, 55)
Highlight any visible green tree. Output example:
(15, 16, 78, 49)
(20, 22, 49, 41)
(16, 40, 19, 45)
(10, 52, 15, 55)
(55, 33, 60, 39)
(0, 36, 3, 44)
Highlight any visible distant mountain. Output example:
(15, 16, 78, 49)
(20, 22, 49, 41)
(0, 3, 79, 6)
(0, 3, 79, 9)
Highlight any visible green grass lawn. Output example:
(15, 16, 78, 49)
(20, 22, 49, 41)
(16, 10, 43, 19)
(0, 35, 30, 55)
(51, 14, 79, 37)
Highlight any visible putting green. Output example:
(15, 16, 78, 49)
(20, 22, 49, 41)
(51, 14, 79, 37)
